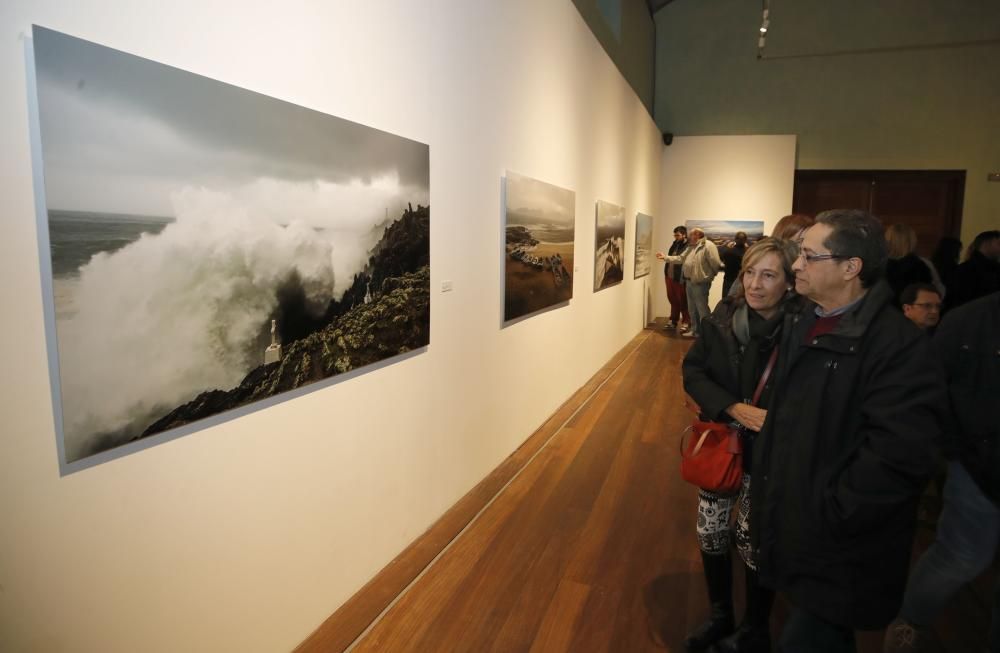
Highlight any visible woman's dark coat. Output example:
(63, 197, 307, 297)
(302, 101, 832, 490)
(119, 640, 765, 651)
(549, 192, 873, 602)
(682, 297, 783, 472)
(750, 281, 946, 629)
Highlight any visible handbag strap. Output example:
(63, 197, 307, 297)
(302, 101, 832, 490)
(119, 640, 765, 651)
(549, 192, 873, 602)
(690, 428, 711, 456)
(679, 425, 740, 458)
(750, 346, 779, 407)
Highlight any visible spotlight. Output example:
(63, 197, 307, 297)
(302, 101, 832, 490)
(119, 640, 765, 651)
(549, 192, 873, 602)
(757, 6, 769, 58)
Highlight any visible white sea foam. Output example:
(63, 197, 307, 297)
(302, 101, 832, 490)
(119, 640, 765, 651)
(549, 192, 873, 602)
(55, 180, 420, 461)
(594, 236, 624, 288)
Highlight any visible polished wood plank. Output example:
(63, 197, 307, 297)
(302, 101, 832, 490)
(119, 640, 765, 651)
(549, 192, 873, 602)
(303, 325, 996, 652)
(351, 329, 691, 652)
(527, 579, 591, 653)
(294, 335, 646, 653)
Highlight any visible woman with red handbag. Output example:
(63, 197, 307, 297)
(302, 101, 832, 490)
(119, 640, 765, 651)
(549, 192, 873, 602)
(679, 238, 799, 653)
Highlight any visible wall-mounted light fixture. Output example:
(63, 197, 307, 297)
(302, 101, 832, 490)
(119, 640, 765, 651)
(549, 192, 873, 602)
(757, 1, 770, 59)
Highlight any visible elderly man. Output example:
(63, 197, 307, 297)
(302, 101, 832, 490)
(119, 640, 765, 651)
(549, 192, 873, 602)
(751, 209, 945, 652)
(656, 227, 722, 338)
(900, 283, 942, 331)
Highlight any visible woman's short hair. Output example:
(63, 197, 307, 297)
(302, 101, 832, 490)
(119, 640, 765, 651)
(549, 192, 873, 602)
(885, 224, 918, 259)
(732, 237, 799, 300)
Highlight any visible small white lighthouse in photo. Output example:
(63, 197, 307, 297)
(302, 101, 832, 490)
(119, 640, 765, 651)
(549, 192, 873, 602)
(264, 319, 282, 364)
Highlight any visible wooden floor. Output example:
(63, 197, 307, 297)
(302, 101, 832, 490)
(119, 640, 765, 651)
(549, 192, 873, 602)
(300, 325, 995, 653)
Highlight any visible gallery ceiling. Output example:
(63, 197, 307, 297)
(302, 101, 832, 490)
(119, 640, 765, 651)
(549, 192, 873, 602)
(646, 0, 677, 16)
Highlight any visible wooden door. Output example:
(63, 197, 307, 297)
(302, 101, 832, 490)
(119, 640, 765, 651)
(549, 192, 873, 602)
(793, 170, 965, 257)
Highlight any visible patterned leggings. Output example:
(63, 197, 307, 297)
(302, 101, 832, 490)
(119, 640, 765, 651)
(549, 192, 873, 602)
(696, 474, 757, 569)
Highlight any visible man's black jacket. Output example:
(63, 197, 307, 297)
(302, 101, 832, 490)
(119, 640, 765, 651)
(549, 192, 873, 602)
(751, 281, 946, 629)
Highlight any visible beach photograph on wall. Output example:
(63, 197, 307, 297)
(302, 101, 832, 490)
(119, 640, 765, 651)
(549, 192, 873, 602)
(594, 200, 625, 291)
(684, 219, 765, 248)
(634, 212, 652, 278)
(31, 26, 430, 467)
(503, 171, 575, 322)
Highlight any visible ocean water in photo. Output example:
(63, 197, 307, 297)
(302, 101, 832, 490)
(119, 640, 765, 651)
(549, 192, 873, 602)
(49, 210, 172, 319)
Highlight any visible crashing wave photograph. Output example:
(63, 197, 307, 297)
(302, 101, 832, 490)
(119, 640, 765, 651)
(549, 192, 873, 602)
(32, 26, 430, 466)
(634, 212, 652, 279)
(593, 200, 625, 291)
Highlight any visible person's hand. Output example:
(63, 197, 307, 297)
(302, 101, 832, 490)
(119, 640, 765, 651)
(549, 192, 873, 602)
(726, 403, 767, 432)
(656, 251, 666, 260)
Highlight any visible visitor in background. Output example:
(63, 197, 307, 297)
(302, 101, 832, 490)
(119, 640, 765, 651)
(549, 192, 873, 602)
(900, 283, 942, 332)
(662, 226, 690, 331)
(885, 224, 932, 305)
(944, 230, 1000, 312)
(680, 238, 799, 653)
(884, 292, 1000, 653)
(770, 214, 814, 242)
(657, 227, 723, 339)
(721, 231, 749, 298)
(930, 236, 962, 297)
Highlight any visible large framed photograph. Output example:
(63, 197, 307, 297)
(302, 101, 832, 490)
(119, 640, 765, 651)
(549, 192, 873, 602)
(31, 26, 430, 469)
(634, 212, 652, 278)
(594, 200, 625, 291)
(684, 219, 765, 247)
(503, 171, 575, 322)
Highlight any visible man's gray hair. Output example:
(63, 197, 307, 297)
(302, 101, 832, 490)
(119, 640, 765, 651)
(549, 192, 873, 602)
(814, 209, 887, 288)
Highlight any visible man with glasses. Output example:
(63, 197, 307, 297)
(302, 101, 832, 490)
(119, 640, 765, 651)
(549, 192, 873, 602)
(751, 209, 945, 652)
(900, 283, 942, 331)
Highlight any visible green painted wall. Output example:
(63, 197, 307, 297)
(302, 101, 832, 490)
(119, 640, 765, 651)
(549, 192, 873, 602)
(653, 0, 1000, 241)
(573, 0, 655, 115)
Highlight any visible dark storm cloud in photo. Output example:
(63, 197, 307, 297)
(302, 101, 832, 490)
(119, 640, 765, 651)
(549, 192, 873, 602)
(33, 25, 429, 215)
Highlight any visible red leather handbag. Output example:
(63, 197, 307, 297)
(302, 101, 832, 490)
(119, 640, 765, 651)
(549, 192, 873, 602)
(679, 347, 779, 495)
(680, 421, 743, 494)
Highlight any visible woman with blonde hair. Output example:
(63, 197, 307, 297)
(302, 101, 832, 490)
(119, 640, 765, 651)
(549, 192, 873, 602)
(680, 238, 800, 653)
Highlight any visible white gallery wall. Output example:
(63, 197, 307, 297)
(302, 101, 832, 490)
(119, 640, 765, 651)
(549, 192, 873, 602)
(0, 2, 662, 652)
(650, 135, 797, 318)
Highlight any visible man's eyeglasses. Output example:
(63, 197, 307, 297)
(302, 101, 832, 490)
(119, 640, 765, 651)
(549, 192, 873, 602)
(909, 302, 942, 310)
(796, 250, 849, 264)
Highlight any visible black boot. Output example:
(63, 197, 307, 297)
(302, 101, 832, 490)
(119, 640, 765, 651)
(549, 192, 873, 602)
(712, 565, 774, 653)
(685, 551, 735, 651)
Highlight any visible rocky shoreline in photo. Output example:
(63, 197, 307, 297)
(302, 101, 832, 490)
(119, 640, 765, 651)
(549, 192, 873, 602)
(137, 204, 430, 440)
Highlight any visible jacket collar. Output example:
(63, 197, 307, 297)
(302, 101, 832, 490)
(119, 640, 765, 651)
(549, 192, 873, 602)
(796, 280, 894, 342)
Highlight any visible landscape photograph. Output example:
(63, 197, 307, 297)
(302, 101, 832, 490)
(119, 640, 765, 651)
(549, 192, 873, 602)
(594, 200, 625, 291)
(685, 219, 765, 248)
(634, 212, 652, 278)
(503, 171, 575, 322)
(33, 26, 430, 466)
